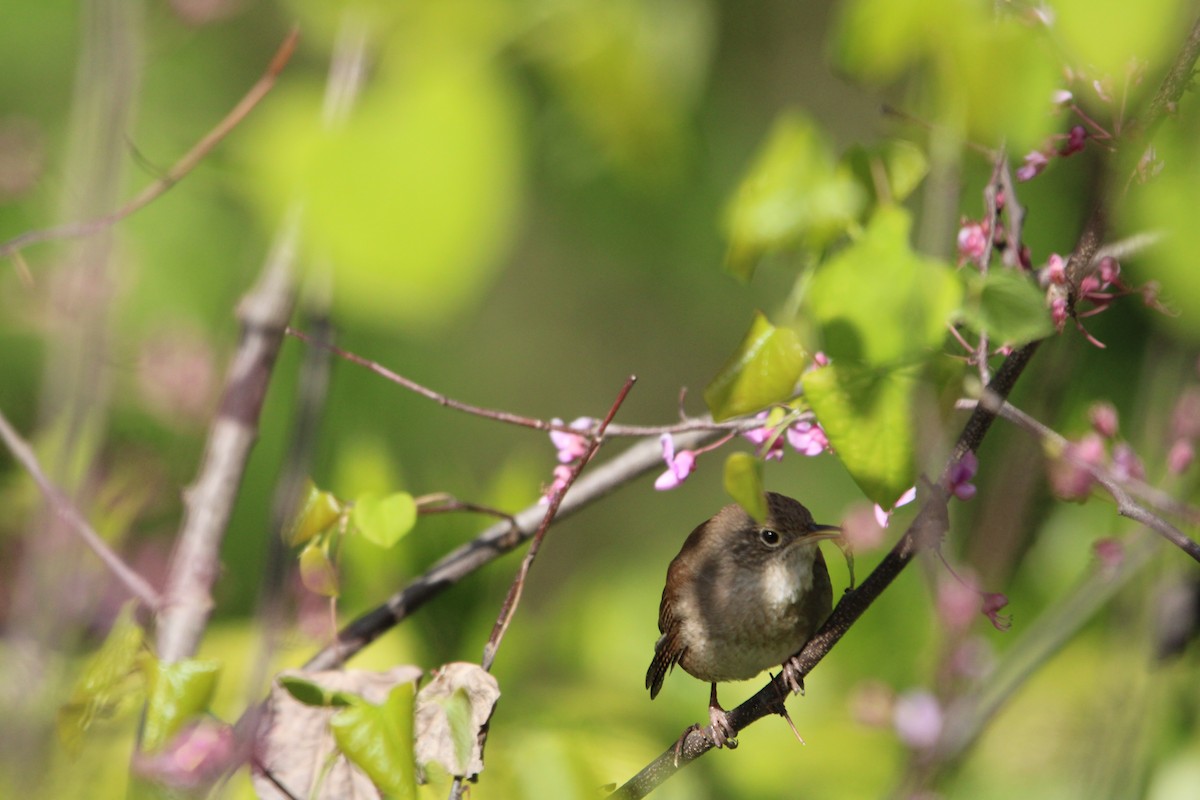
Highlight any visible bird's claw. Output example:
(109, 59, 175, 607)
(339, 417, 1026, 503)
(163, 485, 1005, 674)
(781, 657, 806, 696)
(707, 706, 738, 750)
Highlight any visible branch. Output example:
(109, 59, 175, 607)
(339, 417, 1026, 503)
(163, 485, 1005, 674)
(482, 376, 636, 670)
(155, 219, 298, 664)
(914, 529, 1162, 784)
(0, 407, 162, 610)
(608, 341, 1042, 798)
(0, 27, 299, 261)
(969, 392, 1200, 562)
(285, 327, 760, 438)
(301, 425, 726, 672)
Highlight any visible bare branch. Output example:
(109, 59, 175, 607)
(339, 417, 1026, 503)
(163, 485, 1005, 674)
(970, 392, 1200, 562)
(0, 28, 299, 261)
(0, 407, 162, 610)
(482, 375, 636, 672)
(155, 219, 298, 664)
(301, 425, 725, 672)
(285, 326, 764, 438)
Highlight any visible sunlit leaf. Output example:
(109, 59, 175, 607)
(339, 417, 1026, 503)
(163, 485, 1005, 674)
(723, 112, 866, 279)
(966, 269, 1055, 346)
(330, 685, 417, 800)
(57, 603, 146, 751)
(300, 541, 340, 598)
(723, 452, 766, 521)
(141, 657, 221, 751)
(704, 312, 807, 421)
(278, 675, 355, 708)
(804, 363, 917, 505)
(241, 46, 522, 331)
(834, 0, 1059, 151)
(807, 207, 960, 366)
(352, 492, 418, 549)
(286, 480, 344, 547)
(842, 140, 929, 205)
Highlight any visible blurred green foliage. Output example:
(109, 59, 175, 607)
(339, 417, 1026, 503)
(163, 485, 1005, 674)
(0, 1, 1198, 799)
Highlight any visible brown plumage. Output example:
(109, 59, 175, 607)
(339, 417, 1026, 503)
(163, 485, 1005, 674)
(646, 492, 839, 748)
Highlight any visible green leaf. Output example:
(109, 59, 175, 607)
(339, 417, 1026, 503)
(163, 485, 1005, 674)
(241, 47, 522, 331)
(299, 541, 340, 597)
(57, 603, 146, 751)
(804, 363, 917, 505)
(141, 658, 221, 751)
(278, 675, 355, 708)
(285, 480, 343, 547)
(842, 140, 929, 205)
(704, 312, 807, 421)
(723, 452, 766, 521)
(331, 685, 417, 800)
(352, 492, 418, 549)
(967, 269, 1055, 346)
(834, 0, 1060, 152)
(723, 112, 867, 279)
(807, 207, 961, 366)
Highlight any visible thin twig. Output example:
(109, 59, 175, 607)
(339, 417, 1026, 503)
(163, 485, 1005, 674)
(0, 27, 300, 261)
(911, 530, 1161, 787)
(482, 376, 636, 672)
(286, 326, 759, 437)
(969, 392, 1200, 562)
(300, 425, 724, 672)
(0, 407, 162, 610)
(155, 217, 299, 664)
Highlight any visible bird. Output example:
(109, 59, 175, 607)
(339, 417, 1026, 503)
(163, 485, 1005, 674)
(646, 492, 841, 750)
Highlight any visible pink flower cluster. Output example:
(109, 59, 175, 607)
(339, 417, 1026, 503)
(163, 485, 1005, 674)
(653, 412, 831, 491)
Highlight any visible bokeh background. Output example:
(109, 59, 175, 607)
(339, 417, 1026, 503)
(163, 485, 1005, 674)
(1, 0, 1198, 797)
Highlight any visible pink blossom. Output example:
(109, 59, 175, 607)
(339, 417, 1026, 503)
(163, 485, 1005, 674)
(742, 412, 786, 460)
(1041, 253, 1067, 286)
(873, 486, 916, 528)
(1049, 292, 1069, 332)
(1059, 124, 1087, 156)
(937, 576, 980, 633)
(1172, 388, 1200, 441)
(981, 592, 1012, 631)
(1088, 402, 1119, 438)
(1097, 256, 1121, 285)
(1051, 89, 1074, 105)
(549, 417, 594, 463)
(133, 720, 238, 791)
(1017, 150, 1050, 182)
(945, 451, 978, 501)
(654, 433, 697, 490)
(841, 503, 887, 552)
(1093, 538, 1125, 574)
(956, 220, 989, 263)
(541, 464, 574, 503)
(812, 351, 830, 367)
(1167, 439, 1195, 475)
(893, 690, 943, 750)
(1049, 432, 1106, 501)
(787, 419, 829, 456)
(1111, 442, 1145, 482)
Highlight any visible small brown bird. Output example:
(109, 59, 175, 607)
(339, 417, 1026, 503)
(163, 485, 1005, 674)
(646, 492, 841, 749)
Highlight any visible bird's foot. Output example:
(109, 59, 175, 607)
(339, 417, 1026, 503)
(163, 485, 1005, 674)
(781, 656, 806, 696)
(671, 724, 701, 767)
(707, 705, 738, 750)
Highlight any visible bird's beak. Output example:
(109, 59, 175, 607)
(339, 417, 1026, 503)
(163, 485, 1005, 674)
(806, 523, 842, 542)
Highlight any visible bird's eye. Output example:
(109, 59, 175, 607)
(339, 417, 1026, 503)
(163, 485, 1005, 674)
(759, 529, 781, 547)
